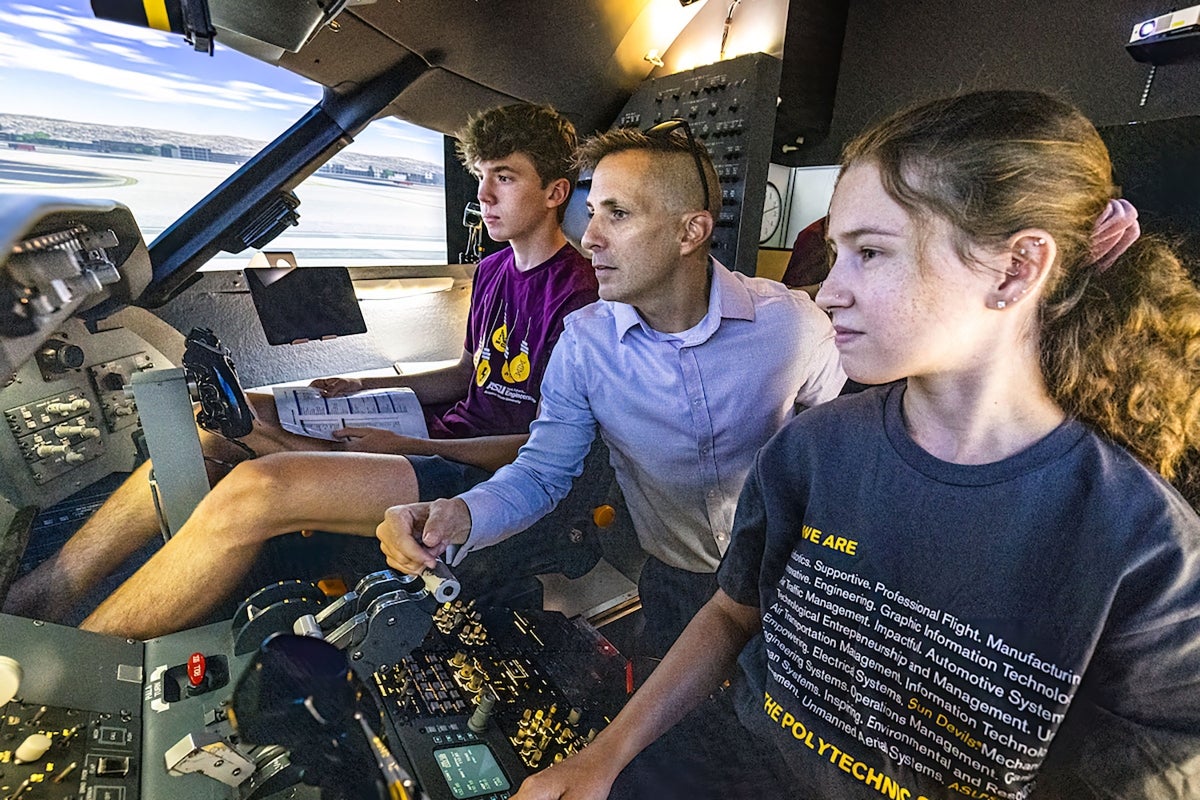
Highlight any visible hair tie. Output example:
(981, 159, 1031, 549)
(1089, 198, 1140, 273)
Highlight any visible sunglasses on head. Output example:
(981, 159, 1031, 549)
(644, 118, 712, 213)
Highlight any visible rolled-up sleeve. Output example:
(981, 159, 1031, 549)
(791, 293, 844, 409)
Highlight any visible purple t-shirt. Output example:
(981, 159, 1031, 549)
(429, 243, 597, 439)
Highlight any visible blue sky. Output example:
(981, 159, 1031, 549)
(0, 1, 444, 164)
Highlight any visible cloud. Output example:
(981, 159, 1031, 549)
(225, 80, 314, 107)
(0, 9, 76, 36)
(0, 2, 440, 152)
(71, 13, 180, 48)
(370, 118, 442, 145)
(5, 2, 182, 48)
(0, 30, 314, 116)
(93, 41, 158, 64)
(35, 31, 76, 48)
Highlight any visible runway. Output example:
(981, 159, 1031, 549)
(0, 147, 448, 266)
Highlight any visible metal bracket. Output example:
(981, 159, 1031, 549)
(128, 368, 208, 538)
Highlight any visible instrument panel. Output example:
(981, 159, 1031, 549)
(381, 602, 628, 800)
(0, 590, 629, 800)
(0, 318, 166, 510)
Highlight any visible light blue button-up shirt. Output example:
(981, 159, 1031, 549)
(458, 260, 844, 572)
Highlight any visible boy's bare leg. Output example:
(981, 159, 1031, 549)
(2, 393, 333, 621)
(2, 460, 161, 621)
(81, 451, 420, 639)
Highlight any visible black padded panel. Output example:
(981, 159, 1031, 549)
(379, 71, 525, 138)
(795, 0, 1200, 166)
(271, 0, 662, 137)
(275, 10, 418, 92)
(349, 0, 649, 132)
(273, 12, 521, 137)
(773, 0, 849, 165)
(1100, 116, 1200, 270)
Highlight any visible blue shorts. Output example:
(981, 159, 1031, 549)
(256, 455, 491, 589)
(408, 455, 493, 502)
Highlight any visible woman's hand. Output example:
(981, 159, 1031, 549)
(510, 746, 619, 800)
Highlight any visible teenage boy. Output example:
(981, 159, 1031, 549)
(5, 104, 598, 638)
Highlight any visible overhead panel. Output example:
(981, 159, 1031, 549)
(379, 73, 524, 139)
(347, 0, 651, 133)
(613, 52, 782, 277)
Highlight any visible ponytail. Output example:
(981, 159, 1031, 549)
(1041, 236, 1200, 484)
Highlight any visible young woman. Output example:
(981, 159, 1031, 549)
(515, 91, 1200, 799)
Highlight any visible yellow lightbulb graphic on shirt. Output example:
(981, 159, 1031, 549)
(475, 359, 491, 386)
(492, 324, 508, 354)
(508, 352, 530, 382)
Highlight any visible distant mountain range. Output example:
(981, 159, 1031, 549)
(0, 113, 442, 177)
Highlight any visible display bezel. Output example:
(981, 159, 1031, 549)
(433, 743, 511, 799)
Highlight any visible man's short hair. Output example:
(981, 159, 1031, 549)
(573, 126, 721, 214)
(455, 104, 578, 187)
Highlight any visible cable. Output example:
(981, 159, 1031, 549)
(719, 0, 742, 61)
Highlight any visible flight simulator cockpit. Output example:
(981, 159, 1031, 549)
(4, 0, 1200, 797)
(0, 0, 807, 795)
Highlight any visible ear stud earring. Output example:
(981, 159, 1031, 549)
(996, 300, 1007, 309)
(1018, 238, 1046, 257)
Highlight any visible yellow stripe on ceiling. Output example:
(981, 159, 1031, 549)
(142, 0, 171, 31)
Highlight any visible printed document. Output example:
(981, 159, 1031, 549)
(273, 385, 429, 441)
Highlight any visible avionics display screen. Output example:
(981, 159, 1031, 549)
(433, 744, 511, 799)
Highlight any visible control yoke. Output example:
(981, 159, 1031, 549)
(181, 327, 254, 439)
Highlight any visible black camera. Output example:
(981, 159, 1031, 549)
(182, 327, 254, 439)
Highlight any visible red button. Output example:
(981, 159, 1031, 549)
(187, 653, 207, 687)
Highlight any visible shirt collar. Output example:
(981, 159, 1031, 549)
(612, 258, 756, 342)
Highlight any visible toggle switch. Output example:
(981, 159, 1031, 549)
(186, 652, 211, 695)
(0, 655, 21, 706)
(14, 733, 53, 764)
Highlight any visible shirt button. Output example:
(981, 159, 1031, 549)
(693, 398, 702, 405)
(716, 532, 727, 542)
(707, 489, 716, 498)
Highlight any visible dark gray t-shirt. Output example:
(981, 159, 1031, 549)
(719, 382, 1200, 800)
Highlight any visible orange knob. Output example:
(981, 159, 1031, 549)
(592, 504, 616, 528)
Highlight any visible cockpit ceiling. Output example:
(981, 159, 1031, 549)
(230, 0, 668, 136)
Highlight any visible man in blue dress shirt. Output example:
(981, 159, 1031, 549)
(378, 124, 846, 656)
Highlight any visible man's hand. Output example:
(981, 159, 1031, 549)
(376, 498, 471, 574)
(309, 376, 363, 396)
(510, 746, 618, 800)
(332, 427, 428, 455)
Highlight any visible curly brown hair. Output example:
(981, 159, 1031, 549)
(454, 103, 578, 188)
(843, 90, 1200, 488)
